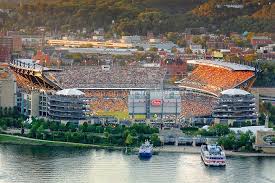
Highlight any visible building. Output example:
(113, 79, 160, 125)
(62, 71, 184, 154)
(11, 35, 22, 52)
(206, 39, 225, 50)
(0, 66, 16, 108)
(254, 130, 275, 153)
(128, 90, 181, 120)
(17, 90, 45, 117)
(0, 37, 13, 62)
(32, 50, 50, 66)
(121, 36, 141, 43)
(135, 41, 177, 51)
(161, 56, 187, 79)
(22, 35, 43, 48)
(47, 89, 88, 124)
(252, 88, 275, 106)
(212, 89, 258, 126)
(251, 36, 273, 48)
(189, 44, 206, 54)
(17, 89, 89, 124)
(92, 35, 104, 41)
(216, 4, 244, 9)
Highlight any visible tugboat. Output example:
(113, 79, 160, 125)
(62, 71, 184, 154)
(201, 144, 226, 166)
(139, 140, 153, 158)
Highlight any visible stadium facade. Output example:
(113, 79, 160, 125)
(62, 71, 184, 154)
(9, 58, 260, 125)
(128, 90, 181, 120)
(212, 89, 258, 126)
(0, 66, 16, 108)
(17, 89, 89, 124)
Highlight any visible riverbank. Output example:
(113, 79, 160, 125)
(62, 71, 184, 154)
(0, 134, 125, 151)
(1, 134, 275, 157)
(155, 145, 275, 157)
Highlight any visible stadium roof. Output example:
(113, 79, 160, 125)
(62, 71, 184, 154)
(11, 59, 61, 72)
(76, 88, 157, 90)
(221, 89, 250, 96)
(56, 88, 84, 96)
(187, 60, 255, 71)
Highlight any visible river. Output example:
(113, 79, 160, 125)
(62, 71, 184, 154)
(0, 145, 274, 183)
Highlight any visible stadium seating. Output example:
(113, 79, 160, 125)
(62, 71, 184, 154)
(180, 92, 218, 117)
(179, 65, 254, 95)
(85, 90, 129, 114)
(49, 66, 167, 89)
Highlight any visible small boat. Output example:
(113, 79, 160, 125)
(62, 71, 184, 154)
(201, 144, 226, 167)
(139, 140, 153, 158)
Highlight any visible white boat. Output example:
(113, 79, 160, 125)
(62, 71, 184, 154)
(201, 144, 226, 166)
(139, 140, 153, 158)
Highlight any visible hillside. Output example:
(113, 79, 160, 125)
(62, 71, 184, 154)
(192, 0, 272, 18)
(0, 0, 274, 35)
(251, 3, 275, 19)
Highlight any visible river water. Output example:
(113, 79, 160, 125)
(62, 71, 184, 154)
(0, 145, 275, 183)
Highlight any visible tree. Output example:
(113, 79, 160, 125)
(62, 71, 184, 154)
(125, 134, 133, 146)
(136, 46, 144, 51)
(185, 47, 192, 54)
(171, 47, 178, 53)
(150, 133, 161, 146)
(166, 32, 179, 43)
(218, 132, 236, 150)
(192, 36, 201, 44)
(37, 125, 45, 139)
(208, 124, 230, 136)
(177, 38, 186, 47)
(64, 131, 71, 142)
(80, 122, 88, 132)
(149, 47, 158, 52)
(96, 126, 104, 133)
(104, 131, 111, 144)
(244, 54, 256, 62)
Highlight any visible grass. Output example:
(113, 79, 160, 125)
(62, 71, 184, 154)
(95, 111, 146, 120)
(96, 111, 130, 120)
(0, 134, 126, 150)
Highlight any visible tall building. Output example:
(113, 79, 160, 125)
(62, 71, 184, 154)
(0, 37, 13, 62)
(17, 89, 89, 124)
(11, 35, 22, 52)
(17, 90, 42, 117)
(47, 89, 88, 124)
(212, 89, 258, 126)
(0, 66, 16, 108)
(161, 57, 187, 79)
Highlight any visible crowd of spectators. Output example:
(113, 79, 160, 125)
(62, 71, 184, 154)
(48, 66, 166, 89)
(180, 92, 218, 117)
(179, 65, 255, 95)
(83, 89, 217, 119)
(84, 90, 129, 114)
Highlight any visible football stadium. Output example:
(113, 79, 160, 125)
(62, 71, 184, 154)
(9, 58, 257, 124)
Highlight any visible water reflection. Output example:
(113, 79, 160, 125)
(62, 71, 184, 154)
(0, 145, 275, 183)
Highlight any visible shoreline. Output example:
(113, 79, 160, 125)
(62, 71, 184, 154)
(1, 134, 275, 157)
(0, 134, 126, 151)
(154, 146, 275, 157)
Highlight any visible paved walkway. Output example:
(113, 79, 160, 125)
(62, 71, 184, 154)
(155, 145, 275, 157)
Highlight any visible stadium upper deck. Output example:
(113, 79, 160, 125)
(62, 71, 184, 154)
(177, 60, 256, 96)
(187, 60, 256, 71)
(9, 59, 62, 91)
(10, 59, 167, 91)
(47, 66, 167, 90)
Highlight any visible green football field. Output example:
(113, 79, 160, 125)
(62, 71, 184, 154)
(96, 111, 146, 120)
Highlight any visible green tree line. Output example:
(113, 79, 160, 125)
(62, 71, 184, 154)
(0, 0, 274, 35)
